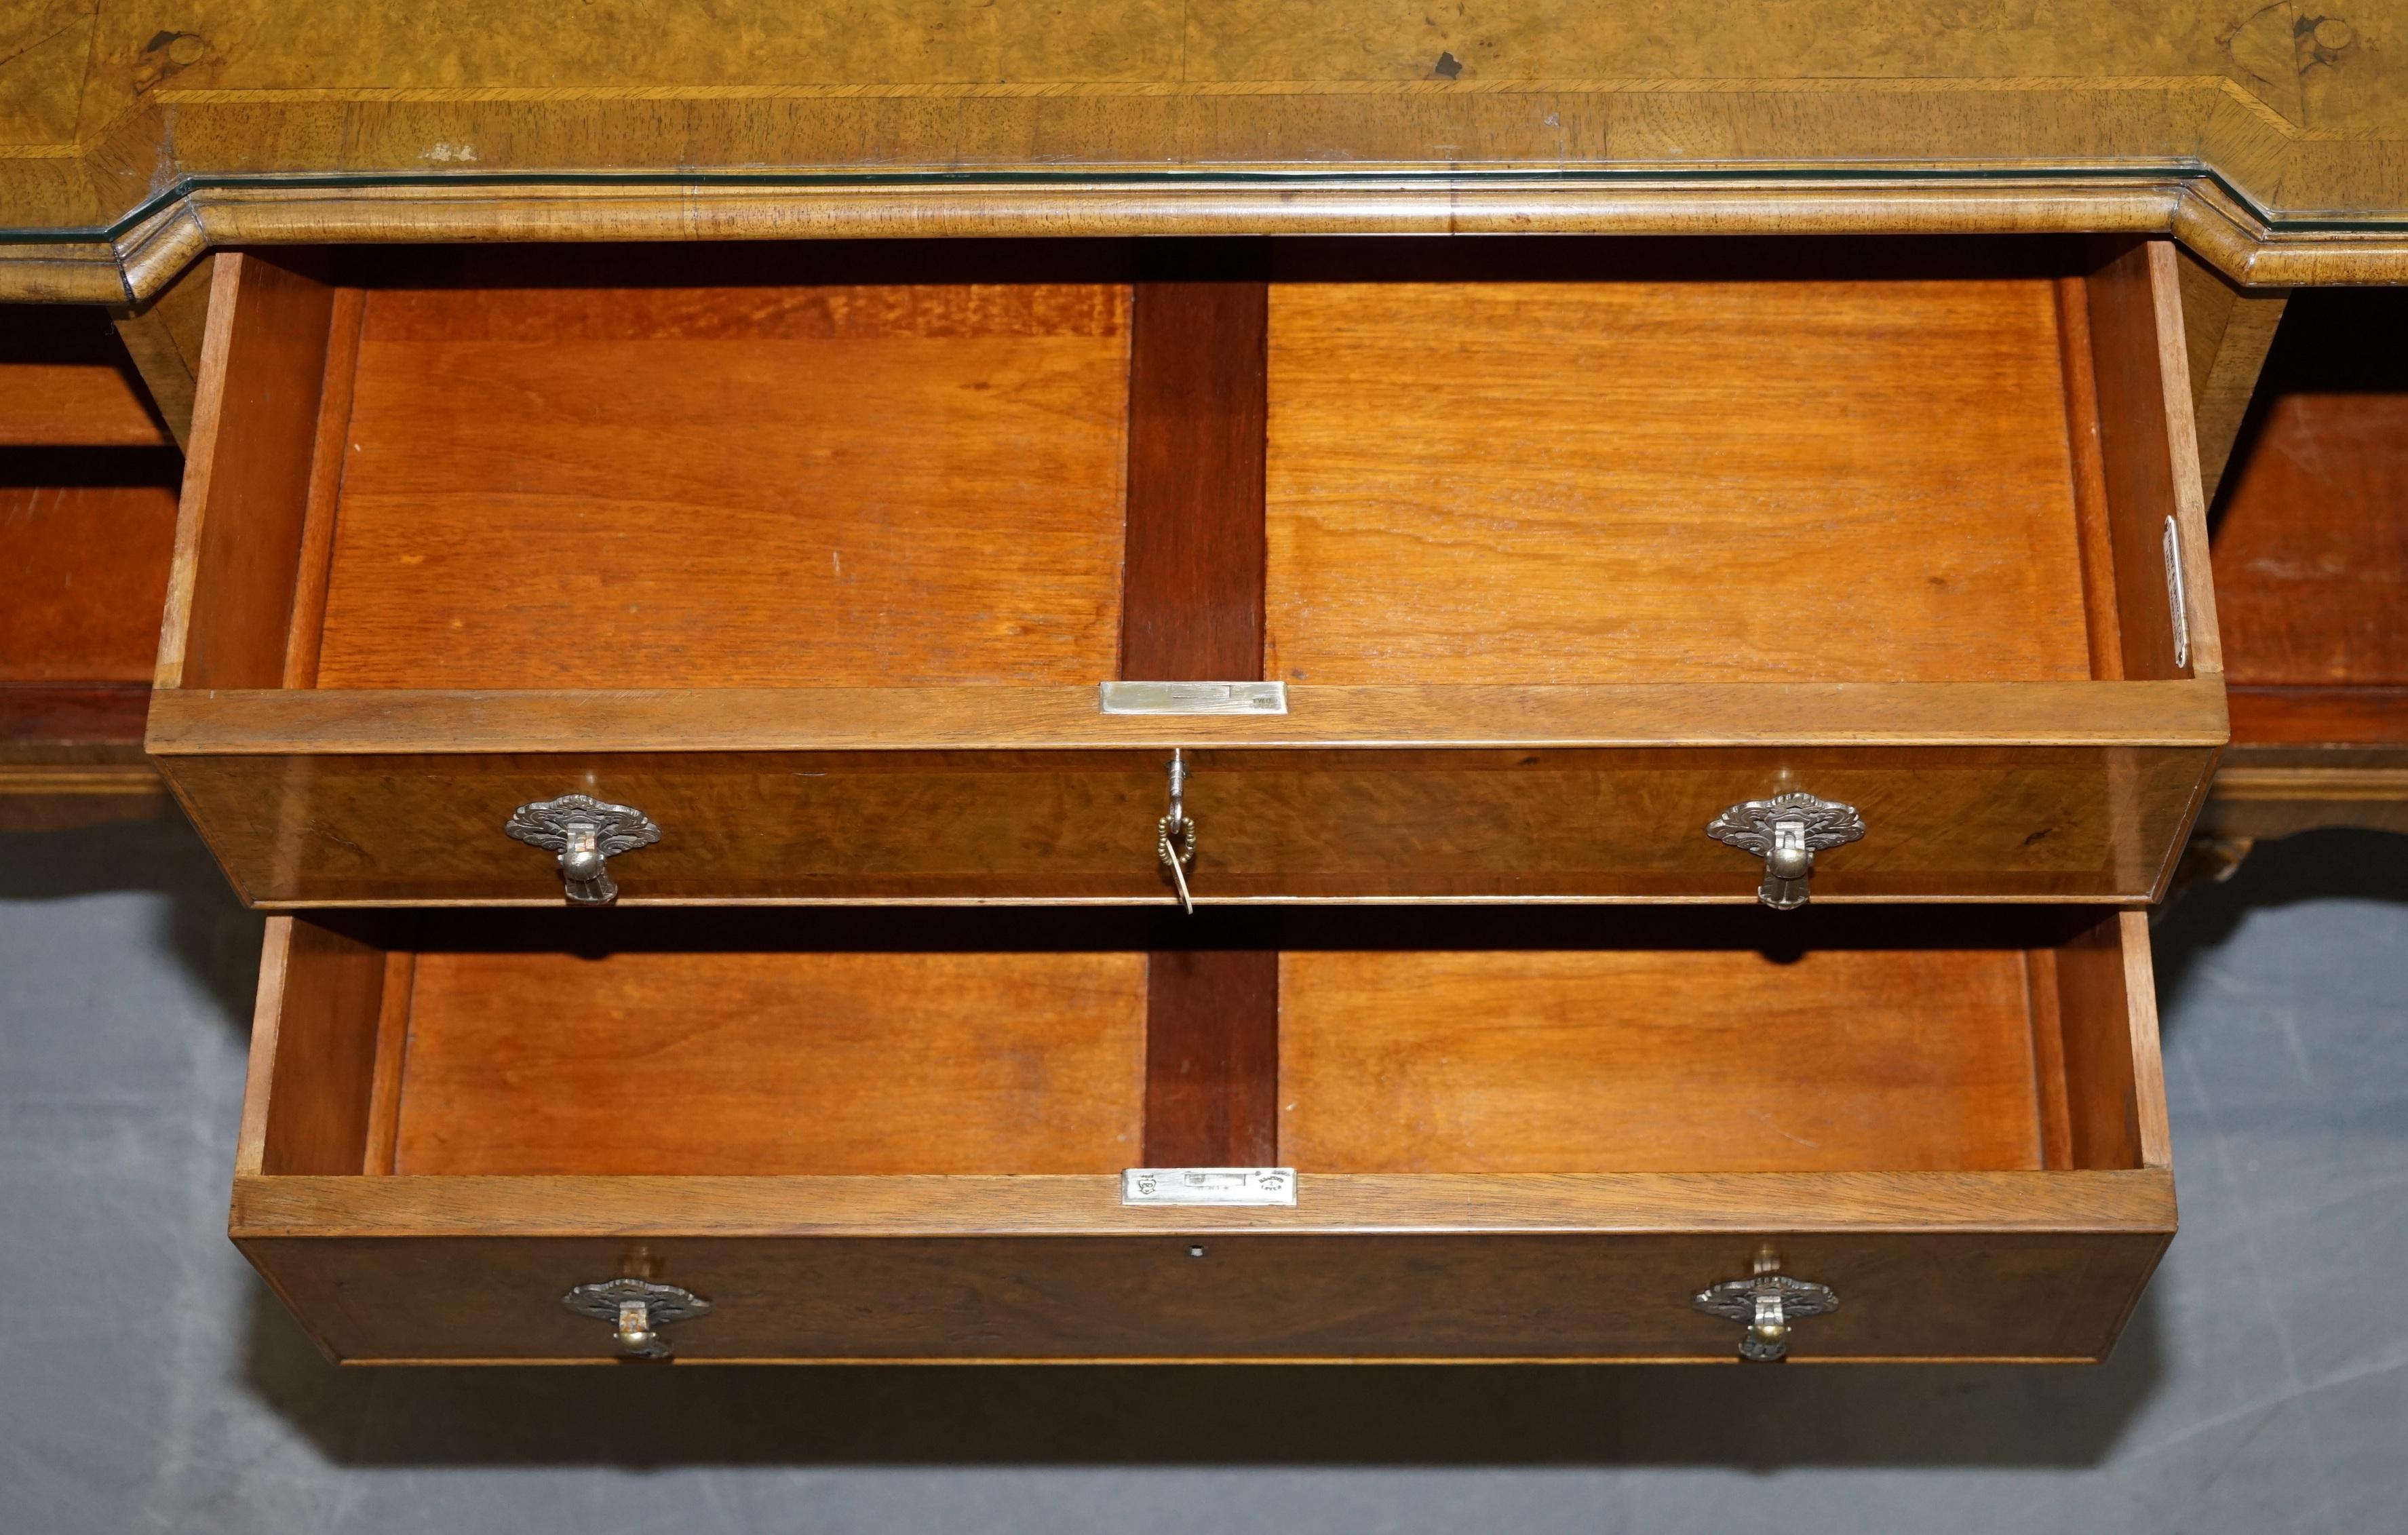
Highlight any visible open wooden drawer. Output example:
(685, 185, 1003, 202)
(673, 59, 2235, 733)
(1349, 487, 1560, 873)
(152, 237, 2223, 907)
(2199, 288, 2408, 843)
(232, 904, 2173, 1363)
(1, 305, 181, 830)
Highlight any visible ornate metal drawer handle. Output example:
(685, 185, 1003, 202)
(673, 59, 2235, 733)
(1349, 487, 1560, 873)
(1705, 791, 1864, 910)
(1158, 749, 1197, 914)
(561, 1277, 711, 1358)
(1692, 1249, 1838, 1362)
(505, 793, 660, 906)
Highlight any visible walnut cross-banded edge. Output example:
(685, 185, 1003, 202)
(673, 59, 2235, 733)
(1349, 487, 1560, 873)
(9, 1, 2408, 304)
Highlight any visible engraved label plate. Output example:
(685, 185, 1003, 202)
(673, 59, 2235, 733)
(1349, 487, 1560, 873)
(1121, 1167, 1298, 1207)
(1099, 681, 1289, 716)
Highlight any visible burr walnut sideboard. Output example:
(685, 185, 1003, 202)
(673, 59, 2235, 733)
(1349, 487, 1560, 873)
(231, 903, 2169, 1363)
(0, 306, 181, 830)
(15, 0, 2408, 1375)
(146, 235, 2225, 909)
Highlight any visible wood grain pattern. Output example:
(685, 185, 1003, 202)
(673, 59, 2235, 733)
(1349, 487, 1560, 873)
(360, 951, 414, 1176)
(0, 431, 183, 828)
(1265, 270, 2095, 684)
(2198, 766, 2408, 839)
(0, 684, 151, 746)
(109, 258, 218, 448)
(233, 1168, 2179, 1241)
(144, 678, 2233, 754)
(1144, 945, 1279, 1167)
(2054, 274, 2123, 682)
(1282, 948, 2049, 1174)
(2083, 238, 2222, 682)
(2024, 948, 2075, 1171)
(0, 306, 170, 446)
(149, 742, 2213, 905)
(227, 909, 2173, 1361)
(279, 285, 366, 689)
(2173, 246, 2287, 504)
(12, 2, 2408, 296)
(2226, 688, 2408, 750)
(1119, 246, 1268, 680)
(387, 948, 1146, 1175)
(2205, 287, 2408, 830)
(233, 1227, 2169, 1363)
(2051, 912, 2157, 1173)
(309, 276, 1131, 688)
(252, 917, 390, 1178)
(157, 252, 336, 691)
(0, 450, 183, 683)
(2213, 290, 2408, 695)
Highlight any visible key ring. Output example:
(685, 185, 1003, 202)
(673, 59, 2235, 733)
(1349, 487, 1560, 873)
(1159, 750, 1197, 914)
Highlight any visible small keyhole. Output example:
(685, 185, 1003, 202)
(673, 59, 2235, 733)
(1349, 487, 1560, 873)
(1188, 1245, 1207, 1259)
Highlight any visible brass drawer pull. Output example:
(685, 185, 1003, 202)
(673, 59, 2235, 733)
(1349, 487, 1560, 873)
(505, 793, 661, 906)
(1705, 791, 1865, 910)
(1692, 1249, 1838, 1361)
(1158, 750, 1197, 914)
(561, 1277, 711, 1357)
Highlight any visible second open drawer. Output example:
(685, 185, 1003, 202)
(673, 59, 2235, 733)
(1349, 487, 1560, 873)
(232, 903, 2173, 1363)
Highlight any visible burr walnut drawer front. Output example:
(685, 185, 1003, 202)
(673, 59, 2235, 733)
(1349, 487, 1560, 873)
(153, 237, 2221, 907)
(231, 905, 2173, 1364)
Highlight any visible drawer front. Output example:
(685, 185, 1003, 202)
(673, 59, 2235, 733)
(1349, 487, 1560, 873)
(162, 743, 2213, 904)
(240, 1228, 2168, 1363)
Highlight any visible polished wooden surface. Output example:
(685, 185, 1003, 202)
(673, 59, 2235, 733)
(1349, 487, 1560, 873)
(0, 310, 182, 828)
(157, 253, 334, 692)
(0, 307, 170, 446)
(2202, 287, 2408, 836)
(109, 258, 216, 448)
(393, 950, 1144, 1176)
(2174, 246, 2289, 503)
(231, 907, 2173, 1361)
(1120, 245, 1269, 682)
(235, 1228, 2171, 1364)
(1283, 947, 2050, 1173)
(152, 239, 2227, 906)
(8, 3, 2408, 298)
(0, 450, 180, 685)
(147, 678, 2231, 754)
(2215, 290, 2408, 700)
(151, 742, 2213, 905)
(2086, 238, 2222, 682)
(314, 252, 1131, 688)
(1143, 946, 1279, 1167)
(1266, 253, 2091, 685)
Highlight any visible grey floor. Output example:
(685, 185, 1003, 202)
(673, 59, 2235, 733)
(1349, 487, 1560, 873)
(2, 819, 2402, 1534)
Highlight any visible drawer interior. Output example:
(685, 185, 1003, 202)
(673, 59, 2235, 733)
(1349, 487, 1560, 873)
(252, 907, 2156, 1181)
(176, 237, 2201, 697)
(2213, 287, 2408, 752)
(0, 307, 180, 698)
(0, 306, 182, 826)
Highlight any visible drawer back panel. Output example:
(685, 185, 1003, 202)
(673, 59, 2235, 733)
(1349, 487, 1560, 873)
(393, 948, 1146, 1175)
(315, 257, 1133, 689)
(1265, 271, 2093, 685)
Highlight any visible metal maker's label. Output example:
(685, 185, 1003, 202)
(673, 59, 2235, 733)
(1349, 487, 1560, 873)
(1121, 1167, 1297, 1207)
(1098, 681, 1288, 716)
